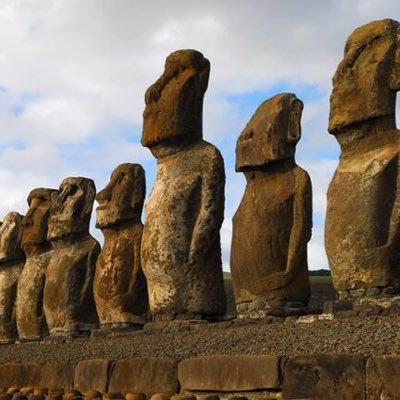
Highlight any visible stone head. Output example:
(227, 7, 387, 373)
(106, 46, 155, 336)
(236, 93, 303, 171)
(21, 188, 58, 250)
(48, 177, 96, 240)
(96, 163, 145, 229)
(141, 49, 210, 149)
(0, 212, 24, 263)
(329, 18, 400, 134)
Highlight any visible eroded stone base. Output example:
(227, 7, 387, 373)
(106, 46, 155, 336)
(236, 299, 308, 320)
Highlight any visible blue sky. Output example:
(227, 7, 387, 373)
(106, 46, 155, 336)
(0, 0, 399, 270)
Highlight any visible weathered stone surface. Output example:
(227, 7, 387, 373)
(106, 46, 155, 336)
(40, 363, 75, 390)
(16, 188, 57, 340)
(64, 389, 81, 400)
(125, 394, 146, 400)
(231, 93, 311, 304)
(0, 212, 25, 342)
(150, 394, 169, 400)
(178, 355, 280, 391)
(102, 394, 124, 400)
(366, 356, 400, 399)
(94, 163, 148, 326)
(141, 49, 226, 318)
(0, 363, 41, 388)
(84, 390, 102, 400)
(170, 396, 195, 400)
(108, 358, 178, 397)
(326, 19, 400, 292)
(282, 354, 366, 400)
(43, 177, 100, 335)
(73, 359, 110, 393)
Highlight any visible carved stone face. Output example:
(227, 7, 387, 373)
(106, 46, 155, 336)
(48, 177, 96, 241)
(0, 212, 24, 263)
(329, 19, 400, 134)
(141, 49, 210, 148)
(21, 188, 58, 249)
(96, 163, 145, 229)
(236, 93, 303, 171)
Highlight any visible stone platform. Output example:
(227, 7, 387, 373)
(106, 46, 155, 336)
(0, 315, 400, 399)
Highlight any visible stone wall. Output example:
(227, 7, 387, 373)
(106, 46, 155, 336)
(0, 354, 399, 399)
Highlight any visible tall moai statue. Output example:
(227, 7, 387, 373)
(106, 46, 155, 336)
(325, 19, 400, 297)
(43, 177, 100, 335)
(141, 49, 226, 320)
(94, 163, 148, 327)
(16, 188, 58, 340)
(0, 212, 25, 342)
(231, 93, 312, 316)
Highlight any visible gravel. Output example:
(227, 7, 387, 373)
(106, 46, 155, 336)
(0, 315, 399, 364)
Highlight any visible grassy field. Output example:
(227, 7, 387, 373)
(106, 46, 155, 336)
(223, 273, 336, 313)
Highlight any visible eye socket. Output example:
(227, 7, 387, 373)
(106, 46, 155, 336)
(69, 184, 78, 196)
(242, 129, 254, 140)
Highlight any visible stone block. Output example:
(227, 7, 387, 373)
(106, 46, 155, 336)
(108, 358, 178, 397)
(40, 363, 75, 389)
(366, 356, 400, 399)
(0, 363, 42, 387)
(282, 354, 366, 400)
(74, 359, 110, 393)
(178, 355, 280, 391)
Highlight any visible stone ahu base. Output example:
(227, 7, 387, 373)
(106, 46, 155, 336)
(1, 311, 400, 400)
(0, 353, 400, 400)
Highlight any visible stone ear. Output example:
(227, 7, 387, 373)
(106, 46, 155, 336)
(82, 182, 96, 217)
(131, 167, 145, 210)
(389, 25, 400, 91)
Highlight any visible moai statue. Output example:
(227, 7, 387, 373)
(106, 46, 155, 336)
(325, 19, 400, 298)
(141, 49, 226, 320)
(16, 188, 58, 340)
(43, 177, 100, 335)
(94, 163, 148, 327)
(0, 212, 25, 342)
(231, 93, 312, 316)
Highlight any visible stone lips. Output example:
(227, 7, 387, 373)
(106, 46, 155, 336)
(0, 212, 25, 342)
(16, 188, 57, 340)
(94, 163, 148, 325)
(141, 49, 226, 318)
(43, 177, 100, 335)
(326, 19, 400, 292)
(231, 93, 311, 305)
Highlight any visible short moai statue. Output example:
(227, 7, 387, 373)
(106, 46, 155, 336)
(16, 188, 58, 340)
(0, 212, 25, 342)
(141, 49, 226, 320)
(43, 177, 100, 335)
(231, 93, 312, 315)
(325, 19, 400, 298)
(94, 163, 148, 327)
